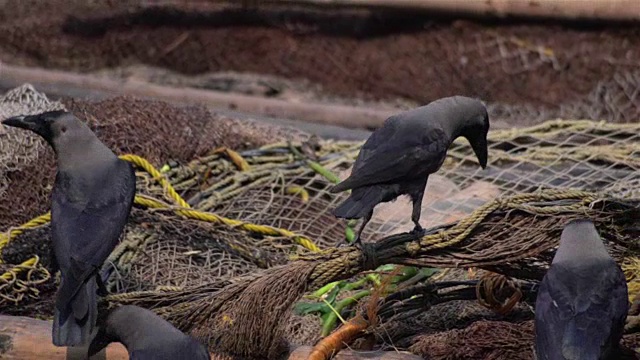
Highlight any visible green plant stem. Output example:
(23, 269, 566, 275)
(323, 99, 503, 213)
(321, 289, 371, 336)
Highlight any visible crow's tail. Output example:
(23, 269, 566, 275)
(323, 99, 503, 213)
(333, 186, 386, 219)
(52, 279, 97, 347)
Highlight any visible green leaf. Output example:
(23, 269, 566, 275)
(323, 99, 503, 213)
(293, 301, 326, 315)
(418, 267, 439, 278)
(294, 285, 341, 315)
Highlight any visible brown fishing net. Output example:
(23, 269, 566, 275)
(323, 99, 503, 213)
(411, 320, 640, 360)
(411, 320, 536, 360)
(0, 85, 307, 226)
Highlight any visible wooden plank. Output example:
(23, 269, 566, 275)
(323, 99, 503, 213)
(288, 345, 423, 359)
(0, 63, 512, 133)
(0, 315, 127, 359)
(0, 63, 397, 131)
(259, 0, 640, 21)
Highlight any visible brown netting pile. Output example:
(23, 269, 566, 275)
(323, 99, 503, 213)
(411, 320, 536, 360)
(1, 83, 639, 359)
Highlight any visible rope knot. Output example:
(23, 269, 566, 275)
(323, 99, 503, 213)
(475, 272, 523, 315)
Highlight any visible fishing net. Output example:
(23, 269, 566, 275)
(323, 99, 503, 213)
(410, 320, 640, 360)
(1, 83, 639, 358)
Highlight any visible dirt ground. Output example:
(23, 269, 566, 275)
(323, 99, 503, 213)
(1, 1, 640, 125)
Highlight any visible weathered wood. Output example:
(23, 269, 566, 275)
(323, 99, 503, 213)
(0, 315, 127, 359)
(0, 315, 420, 359)
(258, 0, 640, 21)
(288, 345, 423, 359)
(0, 63, 397, 131)
(0, 63, 514, 133)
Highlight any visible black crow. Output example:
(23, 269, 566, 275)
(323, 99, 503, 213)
(330, 96, 489, 245)
(3, 111, 136, 346)
(534, 219, 629, 360)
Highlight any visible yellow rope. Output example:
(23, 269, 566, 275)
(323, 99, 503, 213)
(0, 153, 319, 284)
(0, 256, 41, 281)
(622, 257, 640, 303)
(0, 212, 51, 256)
(133, 195, 320, 252)
(119, 154, 190, 208)
(212, 147, 251, 172)
(121, 154, 318, 251)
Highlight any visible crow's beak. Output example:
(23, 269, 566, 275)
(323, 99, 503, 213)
(2, 115, 29, 128)
(2, 114, 51, 140)
(2, 115, 42, 131)
(471, 136, 488, 169)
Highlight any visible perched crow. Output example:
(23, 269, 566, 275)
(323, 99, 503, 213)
(2, 111, 136, 346)
(534, 219, 629, 360)
(88, 305, 211, 360)
(330, 96, 489, 245)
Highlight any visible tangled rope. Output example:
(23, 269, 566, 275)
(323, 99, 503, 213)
(0, 255, 50, 303)
(623, 257, 640, 303)
(406, 189, 597, 254)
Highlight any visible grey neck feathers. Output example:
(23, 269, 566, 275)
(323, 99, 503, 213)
(54, 134, 117, 176)
(552, 220, 610, 265)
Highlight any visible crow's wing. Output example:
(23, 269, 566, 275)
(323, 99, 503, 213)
(129, 340, 208, 360)
(535, 262, 629, 360)
(51, 159, 136, 307)
(332, 117, 448, 192)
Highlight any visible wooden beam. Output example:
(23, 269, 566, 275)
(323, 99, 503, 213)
(0, 315, 127, 360)
(256, 0, 640, 22)
(0, 63, 513, 133)
(0, 63, 397, 131)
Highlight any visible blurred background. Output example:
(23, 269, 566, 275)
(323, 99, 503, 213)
(1, 0, 639, 138)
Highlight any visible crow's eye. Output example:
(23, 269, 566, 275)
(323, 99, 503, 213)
(60, 126, 67, 133)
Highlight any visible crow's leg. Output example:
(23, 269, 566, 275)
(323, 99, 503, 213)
(351, 210, 373, 249)
(410, 189, 426, 235)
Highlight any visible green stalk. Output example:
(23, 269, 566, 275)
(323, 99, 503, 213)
(309, 281, 342, 299)
(342, 277, 368, 292)
(321, 290, 371, 336)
